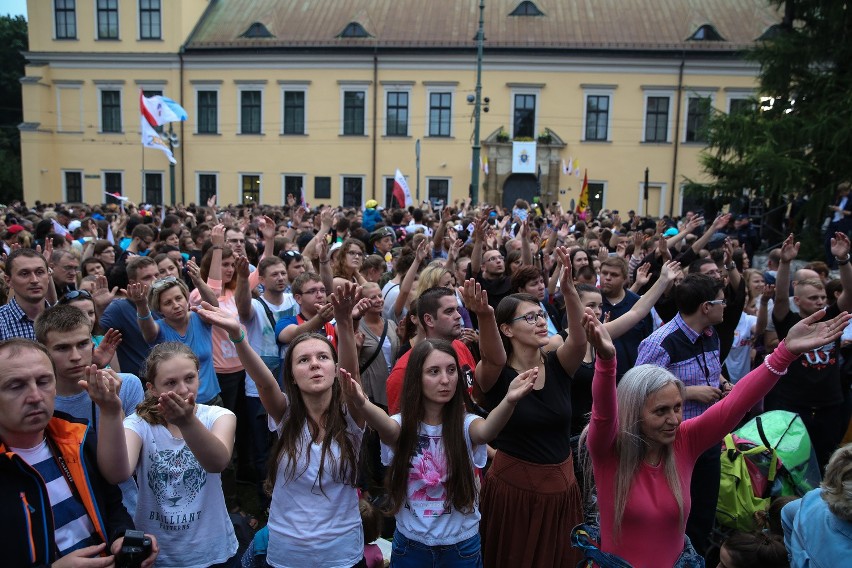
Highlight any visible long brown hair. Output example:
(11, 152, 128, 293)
(385, 339, 477, 515)
(200, 245, 237, 291)
(332, 238, 364, 280)
(265, 333, 359, 496)
(136, 342, 200, 426)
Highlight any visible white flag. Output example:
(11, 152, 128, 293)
(106, 224, 115, 245)
(51, 218, 70, 237)
(140, 117, 176, 164)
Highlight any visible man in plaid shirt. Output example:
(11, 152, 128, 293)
(0, 248, 52, 341)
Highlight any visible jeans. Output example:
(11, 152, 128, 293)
(686, 445, 721, 556)
(246, 396, 272, 507)
(391, 530, 482, 568)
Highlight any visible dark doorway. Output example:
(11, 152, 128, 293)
(502, 174, 538, 208)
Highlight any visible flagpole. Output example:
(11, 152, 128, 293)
(470, 0, 485, 206)
(141, 122, 146, 206)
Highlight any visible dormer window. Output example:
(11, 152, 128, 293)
(338, 22, 371, 38)
(758, 24, 784, 41)
(687, 24, 725, 41)
(241, 22, 273, 38)
(510, 1, 545, 17)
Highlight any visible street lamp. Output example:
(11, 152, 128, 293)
(470, 0, 485, 206)
(168, 125, 179, 206)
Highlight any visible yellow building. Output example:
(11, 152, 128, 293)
(21, 0, 781, 216)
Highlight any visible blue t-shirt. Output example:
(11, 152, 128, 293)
(101, 299, 159, 378)
(154, 312, 220, 404)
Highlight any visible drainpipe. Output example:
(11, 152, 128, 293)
(179, 49, 186, 204)
(669, 55, 685, 217)
(372, 51, 378, 200)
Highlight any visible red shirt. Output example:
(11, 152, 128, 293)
(386, 339, 476, 415)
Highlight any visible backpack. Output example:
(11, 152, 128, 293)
(716, 430, 778, 532)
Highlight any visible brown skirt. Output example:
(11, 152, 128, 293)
(480, 451, 583, 568)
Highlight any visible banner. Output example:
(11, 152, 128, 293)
(512, 141, 536, 174)
(140, 92, 188, 127)
(393, 169, 413, 208)
(576, 169, 589, 214)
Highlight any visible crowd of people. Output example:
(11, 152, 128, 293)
(0, 193, 851, 568)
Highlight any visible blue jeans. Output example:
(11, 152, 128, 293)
(391, 530, 482, 568)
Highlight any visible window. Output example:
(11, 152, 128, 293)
(685, 95, 712, 142)
(386, 92, 409, 136)
(241, 22, 273, 38)
(55, 0, 76, 39)
(729, 98, 755, 115)
(104, 172, 122, 205)
(587, 182, 605, 216)
(97, 0, 119, 39)
(283, 90, 305, 134)
(240, 90, 262, 134)
(384, 178, 395, 207)
(513, 94, 536, 138)
(645, 96, 670, 142)
(139, 0, 161, 40)
(338, 22, 370, 38)
(100, 90, 121, 133)
(64, 171, 82, 202)
(314, 176, 331, 199)
(510, 1, 545, 16)
(197, 90, 218, 134)
(284, 175, 303, 204)
(428, 179, 450, 207)
(242, 175, 261, 204)
(144, 172, 163, 205)
(343, 91, 366, 135)
(198, 173, 217, 205)
(342, 177, 363, 208)
(585, 94, 610, 141)
(429, 92, 452, 137)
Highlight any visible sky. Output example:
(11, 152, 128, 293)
(2, 0, 27, 19)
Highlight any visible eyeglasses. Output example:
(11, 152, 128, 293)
(510, 310, 547, 325)
(299, 287, 326, 296)
(705, 299, 727, 306)
(346, 251, 364, 258)
(58, 290, 92, 304)
(151, 276, 179, 290)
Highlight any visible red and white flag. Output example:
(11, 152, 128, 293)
(392, 169, 413, 208)
(140, 91, 187, 127)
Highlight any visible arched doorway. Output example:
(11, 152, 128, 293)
(502, 173, 538, 208)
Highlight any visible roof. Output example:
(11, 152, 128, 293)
(185, 0, 782, 52)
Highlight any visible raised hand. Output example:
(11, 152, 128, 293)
(185, 258, 202, 283)
(658, 235, 672, 262)
(686, 215, 704, 233)
(712, 213, 732, 231)
(315, 301, 335, 323)
(92, 328, 122, 368)
(206, 195, 217, 209)
(830, 232, 851, 259)
(583, 307, 616, 360)
(506, 367, 537, 403)
(779, 233, 800, 263)
(459, 278, 491, 316)
(760, 283, 775, 306)
(784, 309, 852, 356)
(320, 207, 334, 231)
(659, 260, 681, 283)
(415, 237, 430, 263)
(211, 224, 226, 247)
(634, 263, 652, 288)
(192, 301, 241, 335)
(330, 281, 362, 322)
(158, 391, 196, 427)
(91, 275, 119, 312)
(41, 237, 53, 261)
(79, 365, 122, 414)
(234, 255, 250, 280)
(352, 297, 372, 320)
(339, 367, 367, 409)
(258, 215, 276, 240)
(126, 282, 149, 307)
(554, 246, 577, 297)
(291, 206, 305, 228)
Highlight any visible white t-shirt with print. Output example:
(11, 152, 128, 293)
(725, 312, 758, 383)
(265, 402, 365, 568)
(244, 294, 297, 396)
(381, 413, 487, 546)
(124, 405, 237, 568)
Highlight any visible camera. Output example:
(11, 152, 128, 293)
(115, 530, 152, 568)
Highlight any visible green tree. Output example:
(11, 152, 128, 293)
(0, 15, 27, 204)
(688, 0, 852, 252)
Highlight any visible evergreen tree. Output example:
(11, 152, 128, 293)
(0, 15, 27, 204)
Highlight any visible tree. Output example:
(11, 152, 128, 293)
(0, 15, 27, 204)
(687, 0, 852, 252)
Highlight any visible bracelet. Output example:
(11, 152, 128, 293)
(211, 245, 223, 250)
(763, 355, 788, 376)
(229, 329, 246, 344)
(727, 263, 736, 270)
(136, 311, 152, 320)
(836, 254, 851, 266)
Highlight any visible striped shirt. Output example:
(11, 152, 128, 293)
(636, 313, 722, 419)
(12, 439, 97, 556)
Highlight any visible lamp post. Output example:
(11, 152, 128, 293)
(415, 138, 421, 202)
(470, 0, 485, 205)
(168, 124, 179, 206)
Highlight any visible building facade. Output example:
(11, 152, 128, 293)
(20, 0, 780, 216)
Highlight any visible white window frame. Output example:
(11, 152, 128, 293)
(509, 87, 540, 139)
(142, 170, 165, 205)
(281, 174, 306, 204)
(236, 84, 265, 135)
(582, 88, 614, 142)
(240, 172, 263, 205)
(642, 90, 674, 143)
(93, 0, 120, 40)
(55, 83, 83, 133)
(636, 181, 668, 218)
(726, 90, 755, 114)
(137, 0, 162, 40)
(95, 83, 124, 133)
(101, 170, 124, 198)
(195, 171, 218, 204)
(193, 84, 221, 135)
(426, 177, 452, 206)
(424, 86, 455, 138)
(382, 83, 413, 137)
(340, 175, 365, 207)
(279, 82, 309, 135)
(682, 90, 716, 143)
(62, 169, 84, 202)
(339, 82, 370, 136)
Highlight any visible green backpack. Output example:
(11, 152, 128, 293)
(716, 432, 778, 532)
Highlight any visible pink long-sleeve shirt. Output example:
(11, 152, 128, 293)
(588, 344, 798, 567)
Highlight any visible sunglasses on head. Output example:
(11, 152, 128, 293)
(58, 290, 92, 304)
(151, 276, 179, 290)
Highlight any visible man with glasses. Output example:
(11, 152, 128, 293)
(49, 250, 80, 295)
(468, 214, 530, 311)
(274, 272, 336, 354)
(636, 273, 731, 555)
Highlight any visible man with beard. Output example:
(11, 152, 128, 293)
(0, 248, 52, 340)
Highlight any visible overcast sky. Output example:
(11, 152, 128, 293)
(2, 0, 27, 19)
